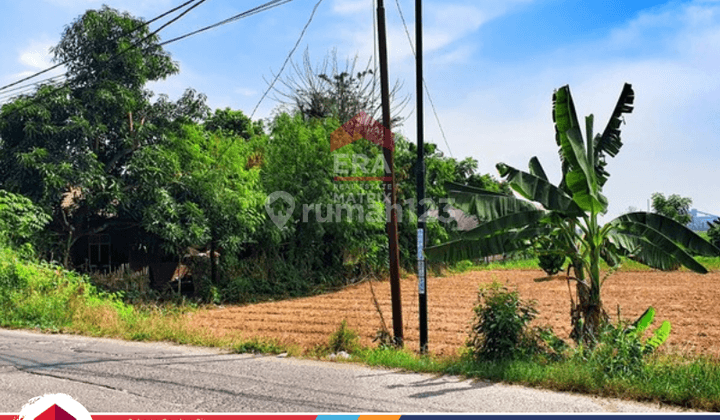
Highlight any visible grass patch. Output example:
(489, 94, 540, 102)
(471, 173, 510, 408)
(446, 255, 720, 274)
(0, 243, 295, 356)
(346, 346, 720, 411)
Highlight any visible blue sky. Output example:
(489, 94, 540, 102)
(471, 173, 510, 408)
(1, 0, 719, 223)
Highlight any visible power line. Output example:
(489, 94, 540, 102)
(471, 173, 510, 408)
(373, 0, 378, 93)
(0, 75, 67, 99)
(250, 0, 323, 119)
(160, 0, 293, 46)
(0, 0, 201, 95)
(1, 0, 297, 110)
(393, 0, 453, 158)
(0, 0, 206, 113)
(0, 0, 301, 120)
(205, 0, 321, 168)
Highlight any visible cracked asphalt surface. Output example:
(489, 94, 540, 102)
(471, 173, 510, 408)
(0, 329, 688, 413)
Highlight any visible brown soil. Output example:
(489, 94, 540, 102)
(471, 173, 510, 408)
(188, 270, 720, 357)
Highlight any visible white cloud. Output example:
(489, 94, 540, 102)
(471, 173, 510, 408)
(430, 44, 475, 65)
(332, 0, 367, 15)
(0, 40, 65, 96)
(330, 0, 536, 70)
(235, 87, 258, 97)
(16, 40, 55, 69)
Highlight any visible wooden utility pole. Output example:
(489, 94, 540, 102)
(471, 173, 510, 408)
(376, 0, 403, 346)
(415, 0, 428, 354)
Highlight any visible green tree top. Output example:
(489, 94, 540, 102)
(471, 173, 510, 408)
(52, 5, 178, 91)
(651, 192, 692, 226)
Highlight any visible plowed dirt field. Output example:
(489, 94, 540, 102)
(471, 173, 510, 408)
(188, 270, 720, 357)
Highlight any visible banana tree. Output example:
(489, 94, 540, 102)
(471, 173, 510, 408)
(426, 83, 720, 343)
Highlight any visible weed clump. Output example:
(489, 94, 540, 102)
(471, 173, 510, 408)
(328, 319, 360, 354)
(578, 306, 671, 379)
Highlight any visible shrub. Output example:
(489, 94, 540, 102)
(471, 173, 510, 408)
(0, 190, 51, 249)
(468, 281, 540, 361)
(584, 321, 648, 378)
(0, 245, 86, 329)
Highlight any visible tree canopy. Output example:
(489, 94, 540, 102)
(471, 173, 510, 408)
(0, 7, 264, 269)
(651, 192, 693, 226)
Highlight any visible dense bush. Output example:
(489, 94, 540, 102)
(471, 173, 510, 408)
(468, 281, 544, 360)
(0, 190, 51, 251)
(0, 245, 86, 329)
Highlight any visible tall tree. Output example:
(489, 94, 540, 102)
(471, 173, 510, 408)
(651, 192, 693, 226)
(0, 6, 200, 265)
(127, 121, 266, 285)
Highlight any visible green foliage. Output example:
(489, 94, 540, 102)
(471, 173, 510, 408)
(328, 319, 360, 354)
(707, 218, 720, 249)
(130, 122, 266, 257)
(257, 113, 383, 285)
(536, 237, 566, 276)
(52, 5, 177, 91)
(468, 281, 540, 361)
(0, 244, 90, 329)
(0, 190, 51, 249)
(651, 192, 693, 226)
(632, 307, 671, 352)
(0, 7, 195, 265)
(205, 107, 263, 138)
(577, 307, 671, 379)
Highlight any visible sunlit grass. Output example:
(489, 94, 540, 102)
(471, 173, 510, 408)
(346, 345, 720, 411)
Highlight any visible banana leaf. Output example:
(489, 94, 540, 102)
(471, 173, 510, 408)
(606, 231, 696, 272)
(496, 162, 584, 216)
(445, 181, 508, 197)
(553, 85, 581, 168)
(616, 222, 707, 273)
(448, 190, 537, 221)
(528, 156, 548, 181)
(646, 320, 671, 351)
(565, 126, 607, 213)
(596, 84, 634, 160)
(611, 212, 720, 257)
(632, 306, 656, 336)
(425, 226, 549, 262)
(457, 210, 546, 241)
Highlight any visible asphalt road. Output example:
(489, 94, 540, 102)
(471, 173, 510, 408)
(0, 329, 686, 413)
